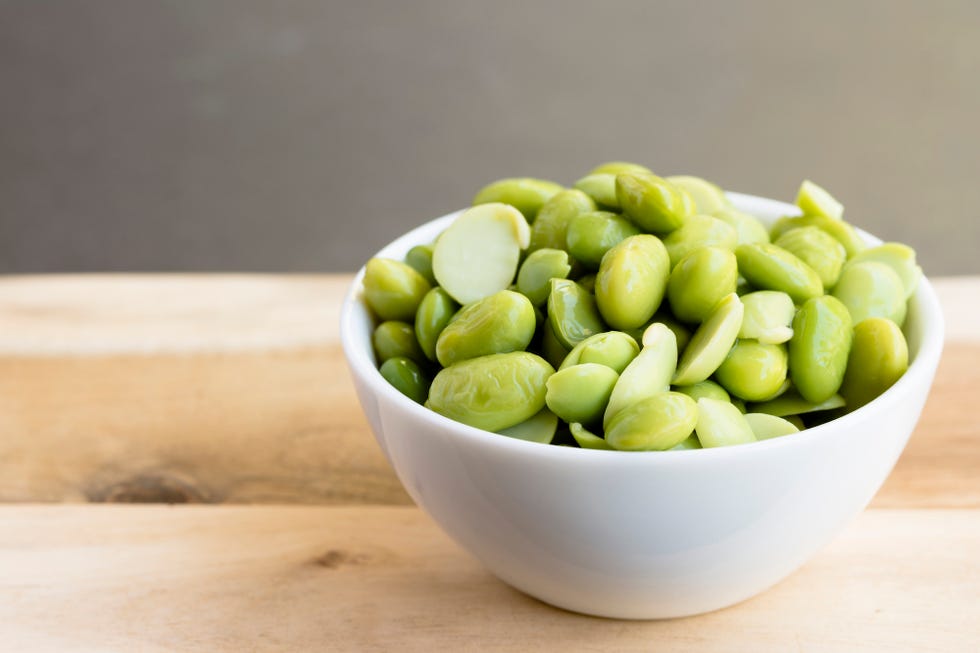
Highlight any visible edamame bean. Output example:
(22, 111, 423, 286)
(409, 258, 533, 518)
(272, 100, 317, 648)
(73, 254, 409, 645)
(574, 173, 620, 209)
(426, 352, 555, 431)
(546, 363, 619, 425)
(844, 243, 921, 299)
(404, 244, 437, 286)
(662, 215, 737, 268)
(605, 392, 699, 451)
(748, 389, 846, 417)
(373, 320, 425, 363)
(576, 273, 596, 293)
(671, 434, 703, 450)
(738, 291, 795, 344)
(840, 317, 909, 409)
(595, 235, 670, 330)
(541, 318, 571, 369)
(436, 290, 535, 367)
(589, 161, 653, 176)
(714, 340, 788, 401)
(795, 180, 843, 220)
(559, 331, 639, 373)
(472, 177, 564, 223)
(666, 247, 739, 323)
(832, 261, 907, 327)
(517, 248, 572, 306)
(433, 203, 530, 305)
(529, 189, 597, 253)
(363, 257, 432, 321)
(743, 413, 800, 440)
(770, 214, 866, 258)
(379, 357, 430, 404)
(547, 279, 606, 349)
(789, 295, 853, 403)
(566, 211, 641, 269)
(712, 208, 770, 245)
(674, 380, 731, 403)
(615, 173, 694, 233)
(415, 288, 459, 362)
(673, 293, 743, 386)
(604, 323, 677, 426)
(695, 398, 756, 448)
(735, 243, 824, 303)
(496, 407, 559, 444)
(570, 422, 613, 449)
(666, 175, 730, 214)
(774, 226, 847, 289)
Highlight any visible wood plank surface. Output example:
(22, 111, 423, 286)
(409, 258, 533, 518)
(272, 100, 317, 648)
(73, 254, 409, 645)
(0, 275, 977, 506)
(1, 505, 977, 652)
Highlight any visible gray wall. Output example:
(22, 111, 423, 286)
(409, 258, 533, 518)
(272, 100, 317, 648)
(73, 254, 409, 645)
(1, 1, 978, 274)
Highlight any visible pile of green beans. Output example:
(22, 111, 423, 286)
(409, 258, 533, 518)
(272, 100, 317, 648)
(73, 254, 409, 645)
(363, 163, 920, 450)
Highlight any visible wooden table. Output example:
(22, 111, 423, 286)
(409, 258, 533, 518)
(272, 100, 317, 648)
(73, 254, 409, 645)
(1, 275, 978, 651)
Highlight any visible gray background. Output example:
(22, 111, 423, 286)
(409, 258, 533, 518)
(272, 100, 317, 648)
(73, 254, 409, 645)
(1, 1, 978, 274)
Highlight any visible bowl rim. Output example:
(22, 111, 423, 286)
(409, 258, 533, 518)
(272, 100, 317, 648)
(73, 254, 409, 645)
(340, 191, 945, 465)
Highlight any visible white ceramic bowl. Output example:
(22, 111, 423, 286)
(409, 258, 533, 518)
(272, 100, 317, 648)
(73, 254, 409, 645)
(340, 192, 944, 619)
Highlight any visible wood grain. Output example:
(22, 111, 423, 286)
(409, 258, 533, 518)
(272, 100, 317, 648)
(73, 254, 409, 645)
(0, 275, 976, 506)
(0, 505, 977, 652)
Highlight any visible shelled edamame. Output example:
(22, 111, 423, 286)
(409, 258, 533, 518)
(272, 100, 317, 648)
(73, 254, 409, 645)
(361, 167, 921, 451)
